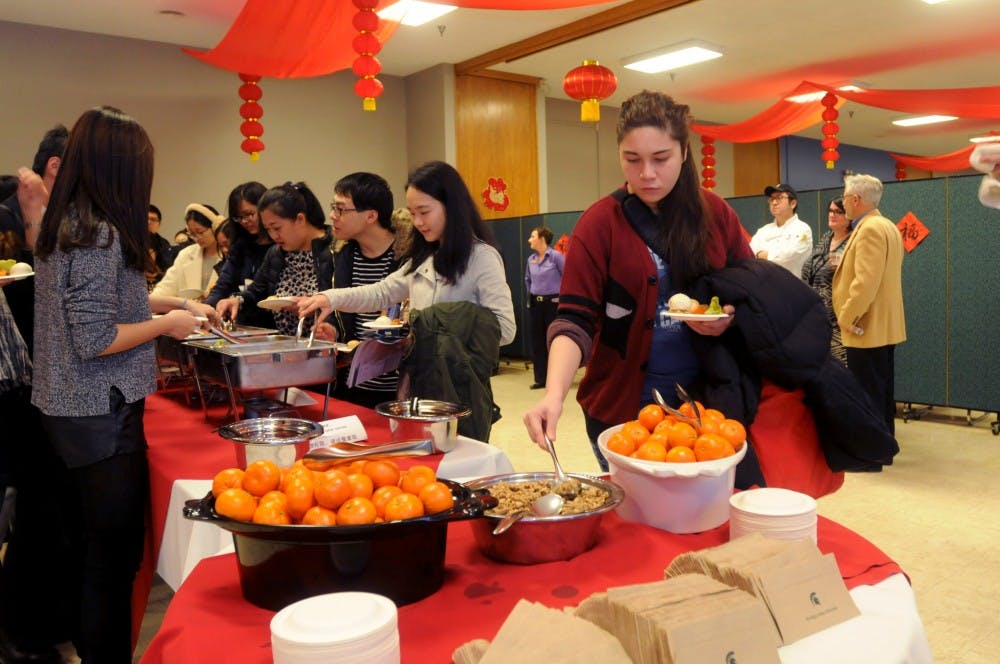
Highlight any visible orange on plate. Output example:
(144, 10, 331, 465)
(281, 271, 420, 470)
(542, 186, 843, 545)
(300, 506, 338, 526)
(242, 459, 281, 497)
(362, 460, 401, 489)
(418, 481, 455, 514)
(665, 446, 697, 463)
(400, 465, 436, 496)
(252, 500, 291, 525)
(384, 492, 425, 521)
(284, 476, 316, 522)
(633, 440, 668, 462)
(211, 468, 244, 498)
(314, 469, 351, 510)
(347, 472, 375, 500)
(718, 419, 747, 450)
(337, 497, 378, 525)
(215, 488, 257, 522)
(693, 433, 736, 462)
(371, 485, 404, 518)
(666, 421, 698, 449)
(605, 431, 636, 457)
(637, 404, 665, 432)
(620, 420, 651, 448)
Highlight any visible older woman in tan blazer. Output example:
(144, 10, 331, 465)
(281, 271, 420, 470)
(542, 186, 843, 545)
(833, 174, 906, 434)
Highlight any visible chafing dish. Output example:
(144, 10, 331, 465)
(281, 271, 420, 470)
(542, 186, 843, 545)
(183, 334, 337, 418)
(155, 324, 276, 368)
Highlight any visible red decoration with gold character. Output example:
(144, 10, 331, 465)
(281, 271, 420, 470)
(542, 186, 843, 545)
(562, 60, 617, 122)
(820, 92, 840, 169)
(894, 160, 907, 181)
(482, 177, 510, 212)
(238, 73, 264, 161)
(353, 0, 383, 111)
(700, 135, 716, 190)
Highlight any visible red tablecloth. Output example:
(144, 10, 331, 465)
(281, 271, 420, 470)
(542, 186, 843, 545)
(139, 512, 902, 663)
(132, 391, 446, 644)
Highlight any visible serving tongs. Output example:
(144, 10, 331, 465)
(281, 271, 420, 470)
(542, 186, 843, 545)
(651, 384, 702, 429)
(206, 324, 246, 345)
(304, 438, 437, 460)
(295, 312, 317, 348)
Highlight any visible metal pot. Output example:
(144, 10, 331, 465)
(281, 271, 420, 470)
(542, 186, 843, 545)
(217, 417, 324, 468)
(183, 478, 496, 609)
(374, 398, 470, 453)
(465, 472, 625, 565)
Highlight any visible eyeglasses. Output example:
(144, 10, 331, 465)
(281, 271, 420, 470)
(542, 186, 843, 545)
(828, 209, 846, 215)
(329, 204, 359, 218)
(768, 195, 788, 203)
(232, 211, 257, 224)
(187, 226, 212, 237)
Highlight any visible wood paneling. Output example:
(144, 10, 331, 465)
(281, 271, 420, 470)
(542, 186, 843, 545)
(455, 0, 702, 75)
(456, 73, 539, 219)
(733, 140, 780, 196)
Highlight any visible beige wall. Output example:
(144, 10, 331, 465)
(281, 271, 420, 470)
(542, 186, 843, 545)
(0, 20, 736, 227)
(0, 21, 411, 234)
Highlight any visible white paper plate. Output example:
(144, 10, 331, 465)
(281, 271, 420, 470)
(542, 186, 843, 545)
(0, 271, 34, 282)
(258, 297, 296, 311)
(362, 321, 404, 330)
(730, 488, 817, 517)
(667, 312, 730, 322)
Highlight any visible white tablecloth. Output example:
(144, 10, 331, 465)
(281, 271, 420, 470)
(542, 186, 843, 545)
(780, 573, 933, 663)
(156, 436, 514, 590)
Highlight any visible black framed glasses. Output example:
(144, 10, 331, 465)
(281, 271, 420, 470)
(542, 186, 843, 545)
(329, 204, 359, 218)
(232, 211, 257, 224)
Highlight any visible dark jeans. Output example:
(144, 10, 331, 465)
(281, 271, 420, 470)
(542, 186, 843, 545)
(41, 395, 149, 664)
(0, 386, 75, 649)
(583, 410, 612, 472)
(846, 345, 896, 435)
(528, 296, 558, 386)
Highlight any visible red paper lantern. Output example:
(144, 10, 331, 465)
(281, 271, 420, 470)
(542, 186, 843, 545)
(238, 73, 264, 161)
(353, 0, 382, 111)
(895, 160, 908, 181)
(562, 60, 617, 122)
(700, 135, 717, 190)
(820, 93, 840, 170)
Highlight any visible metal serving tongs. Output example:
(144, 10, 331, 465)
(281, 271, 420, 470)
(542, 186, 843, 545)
(295, 311, 317, 347)
(304, 438, 436, 460)
(206, 324, 246, 344)
(651, 385, 701, 429)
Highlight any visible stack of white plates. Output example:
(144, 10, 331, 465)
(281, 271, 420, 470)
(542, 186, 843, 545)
(270, 592, 400, 664)
(729, 488, 818, 543)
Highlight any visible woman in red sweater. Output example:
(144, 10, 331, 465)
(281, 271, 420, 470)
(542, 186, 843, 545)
(523, 90, 752, 471)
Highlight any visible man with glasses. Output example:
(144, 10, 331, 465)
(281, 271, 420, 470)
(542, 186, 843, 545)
(321, 172, 402, 408)
(146, 204, 174, 289)
(750, 183, 813, 279)
(832, 174, 905, 434)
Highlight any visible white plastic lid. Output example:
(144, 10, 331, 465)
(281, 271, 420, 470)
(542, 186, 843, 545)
(270, 592, 397, 647)
(729, 488, 817, 517)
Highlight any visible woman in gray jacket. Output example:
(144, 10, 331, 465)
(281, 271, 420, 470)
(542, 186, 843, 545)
(32, 106, 203, 663)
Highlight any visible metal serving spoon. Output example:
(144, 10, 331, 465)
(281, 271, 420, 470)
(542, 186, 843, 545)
(304, 439, 436, 460)
(491, 492, 567, 535)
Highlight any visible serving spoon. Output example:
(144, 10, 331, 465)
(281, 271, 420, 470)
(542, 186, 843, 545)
(491, 492, 566, 535)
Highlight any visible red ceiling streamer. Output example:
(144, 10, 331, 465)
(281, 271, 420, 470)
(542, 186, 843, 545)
(700, 135, 716, 190)
(352, 0, 383, 111)
(238, 73, 264, 161)
(820, 93, 840, 170)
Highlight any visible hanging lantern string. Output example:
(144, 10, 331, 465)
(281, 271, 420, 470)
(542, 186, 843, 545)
(353, 0, 383, 112)
(820, 92, 840, 170)
(562, 60, 617, 123)
(700, 134, 717, 190)
(238, 73, 265, 161)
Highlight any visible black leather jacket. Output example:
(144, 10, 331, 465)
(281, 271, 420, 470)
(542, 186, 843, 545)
(240, 227, 335, 309)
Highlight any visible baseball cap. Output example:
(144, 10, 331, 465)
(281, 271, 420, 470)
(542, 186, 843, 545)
(764, 183, 797, 198)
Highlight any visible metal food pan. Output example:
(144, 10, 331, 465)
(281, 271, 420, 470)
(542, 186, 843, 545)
(156, 325, 277, 366)
(184, 335, 337, 390)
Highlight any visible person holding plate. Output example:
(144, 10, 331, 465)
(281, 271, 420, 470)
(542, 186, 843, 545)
(216, 182, 333, 337)
(522, 91, 752, 471)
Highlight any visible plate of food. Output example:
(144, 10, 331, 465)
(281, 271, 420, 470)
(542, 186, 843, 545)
(257, 296, 297, 311)
(0, 260, 34, 282)
(667, 311, 731, 322)
(362, 317, 404, 330)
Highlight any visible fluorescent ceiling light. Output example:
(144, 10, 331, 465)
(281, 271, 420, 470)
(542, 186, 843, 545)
(969, 134, 1000, 143)
(892, 115, 957, 127)
(922, 0, 951, 4)
(378, 1, 457, 26)
(786, 84, 866, 104)
(622, 40, 724, 74)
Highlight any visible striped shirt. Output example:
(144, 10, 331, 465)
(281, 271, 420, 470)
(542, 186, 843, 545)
(351, 244, 399, 393)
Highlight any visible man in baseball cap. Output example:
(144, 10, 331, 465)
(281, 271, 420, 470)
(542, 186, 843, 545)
(751, 183, 813, 279)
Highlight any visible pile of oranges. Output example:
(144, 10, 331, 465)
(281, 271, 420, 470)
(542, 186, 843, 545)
(211, 458, 453, 526)
(605, 401, 746, 464)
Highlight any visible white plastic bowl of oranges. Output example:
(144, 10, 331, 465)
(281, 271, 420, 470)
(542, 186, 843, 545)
(597, 402, 748, 534)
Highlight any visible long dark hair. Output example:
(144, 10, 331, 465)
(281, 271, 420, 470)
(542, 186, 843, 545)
(617, 90, 711, 290)
(403, 161, 494, 284)
(35, 106, 153, 271)
(258, 182, 326, 228)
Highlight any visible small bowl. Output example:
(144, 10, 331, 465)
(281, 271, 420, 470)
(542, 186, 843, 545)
(464, 472, 624, 565)
(374, 398, 470, 453)
(217, 417, 324, 468)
